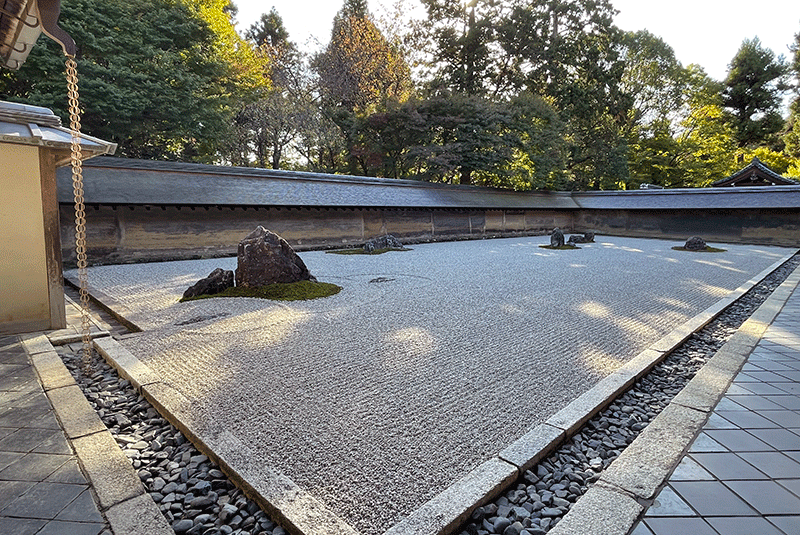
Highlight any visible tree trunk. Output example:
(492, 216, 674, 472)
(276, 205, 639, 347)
(459, 167, 472, 185)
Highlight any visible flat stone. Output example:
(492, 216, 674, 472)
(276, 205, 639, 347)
(546, 485, 641, 535)
(71, 431, 145, 510)
(546, 373, 632, 434)
(613, 349, 666, 382)
(599, 404, 707, 500)
(206, 430, 359, 535)
(94, 337, 161, 389)
(650, 324, 696, 354)
(104, 493, 174, 535)
(45, 385, 107, 439)
(671, 363, 734, 413)
(30, 351, 75, 392)
(19, 333, 54, 356)
(378, 457, 518, 535)
(499, 424, 564, 472)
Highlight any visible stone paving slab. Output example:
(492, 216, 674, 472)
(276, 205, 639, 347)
(13, 314, 173, 535)
(72, 237, 795, 535)
(554, 261, 800, 535)
(0, 336, 110, 535)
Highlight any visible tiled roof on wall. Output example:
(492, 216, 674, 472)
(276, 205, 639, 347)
(56, 157, 800, 211)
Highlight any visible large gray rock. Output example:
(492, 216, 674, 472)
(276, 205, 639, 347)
(550, 228, 565, 247)
(364, 234, 404, 253)
(182, 268, 234, 299)
(568, 232, 595, 245)
(684, 236, 707, 251)
(235, 227, 314, 287)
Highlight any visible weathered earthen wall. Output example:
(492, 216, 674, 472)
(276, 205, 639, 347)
(59, 204, 799, 266)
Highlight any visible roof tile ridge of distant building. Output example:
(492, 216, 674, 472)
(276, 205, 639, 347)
(573, 184, 800, 196)
(83, 156, 573, 196)
(711, 156, 799, 186)
(746, 156, 790, 182)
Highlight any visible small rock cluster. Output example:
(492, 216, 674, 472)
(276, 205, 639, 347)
(183, 268, 235, 300)
(549, 229, 565, 247)
(548, 229, 594, 248)
(459, 253, 799, 535)
(183, 227, 314, 300)
(363, 234, 405, 253)
(684, 236, 707, 251)
(60, 350, 280, 535)
(567, 232, 594, 245)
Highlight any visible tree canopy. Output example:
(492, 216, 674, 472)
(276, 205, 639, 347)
(0, 0, 266, 161)
(723, 37, 789, 149)
(3, 0, 798, 186)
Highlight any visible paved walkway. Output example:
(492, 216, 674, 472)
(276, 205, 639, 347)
(630, 279, 800, 535)
(0, 334, 110, 535)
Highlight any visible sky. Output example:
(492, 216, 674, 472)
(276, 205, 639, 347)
(231, 0, 800, 82)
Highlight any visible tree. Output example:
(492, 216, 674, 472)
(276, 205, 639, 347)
(311, 1, 412, 174)
(619, 31, 689, 187)
(0, 0, 265, 161)
(619, 30, 686, 133)
(314, 3, 412, 113)
(415, 0, 507, 97)
(499, 0, 630, 189)
(675, 66, 738, 186)
(723, 37, 789, 149)
(221, 7, 314, 169)
(246, 7, 291, 48)
(784, 28, 800, 170)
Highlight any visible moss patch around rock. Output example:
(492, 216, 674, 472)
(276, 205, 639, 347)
(539, 245, 581, 250)
(326, 247, 412, 255)
(180, 280, 342, 302)
(671, 246, 727, 253)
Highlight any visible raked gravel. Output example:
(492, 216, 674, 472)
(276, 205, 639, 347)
(67, 236, 793, 534)
(459, 253, 800, 535)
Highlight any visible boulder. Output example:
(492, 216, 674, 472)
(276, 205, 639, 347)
(235, 227, 314, 287)
(550, 228, 565, 247)
(684, 236, 707, 251)
(568, 231, 595, 244)
(364, 234, 404, 253)
(182, 268, 234, 299)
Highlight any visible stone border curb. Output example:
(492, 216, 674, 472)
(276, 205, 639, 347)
(93, 336, 360, 535)
(65, 275, 144, 333)
(383, 251, 797, 535)
(77, 249, 798, 535)
(546, 260, 800, 535)
(47, 294, 112, 345)
(19, 332, 173, 535)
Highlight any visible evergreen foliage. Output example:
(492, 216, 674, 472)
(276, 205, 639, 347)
(0, 0, 266, 161)
(4, 0, 798, 187)
(723, 37, 789, 149)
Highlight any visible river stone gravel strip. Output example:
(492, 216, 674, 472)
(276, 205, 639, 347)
(68, 237, 793, 534)
(53, 251, 796, 535)
(458, 253, 800, 535)
(58, 345, 279, 535)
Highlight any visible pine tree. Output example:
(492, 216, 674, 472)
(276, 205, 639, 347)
(723, 37, 789, 149)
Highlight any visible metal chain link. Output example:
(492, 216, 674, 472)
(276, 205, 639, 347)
(65, 55, 92, 370)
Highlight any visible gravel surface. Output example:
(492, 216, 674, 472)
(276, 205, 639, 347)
(59, 346, 279, 535)
(66, 236, 793, 534)
(459, 253, 800, 535)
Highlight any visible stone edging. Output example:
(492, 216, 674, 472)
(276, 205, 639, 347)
(20, 332, 173, 535)
(546, 260, 800, 535)
(92, 336, 360, 535)
(384, 251, 798, 535)
(64, 275, 144, 333)
(77, 250, 798, 535)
